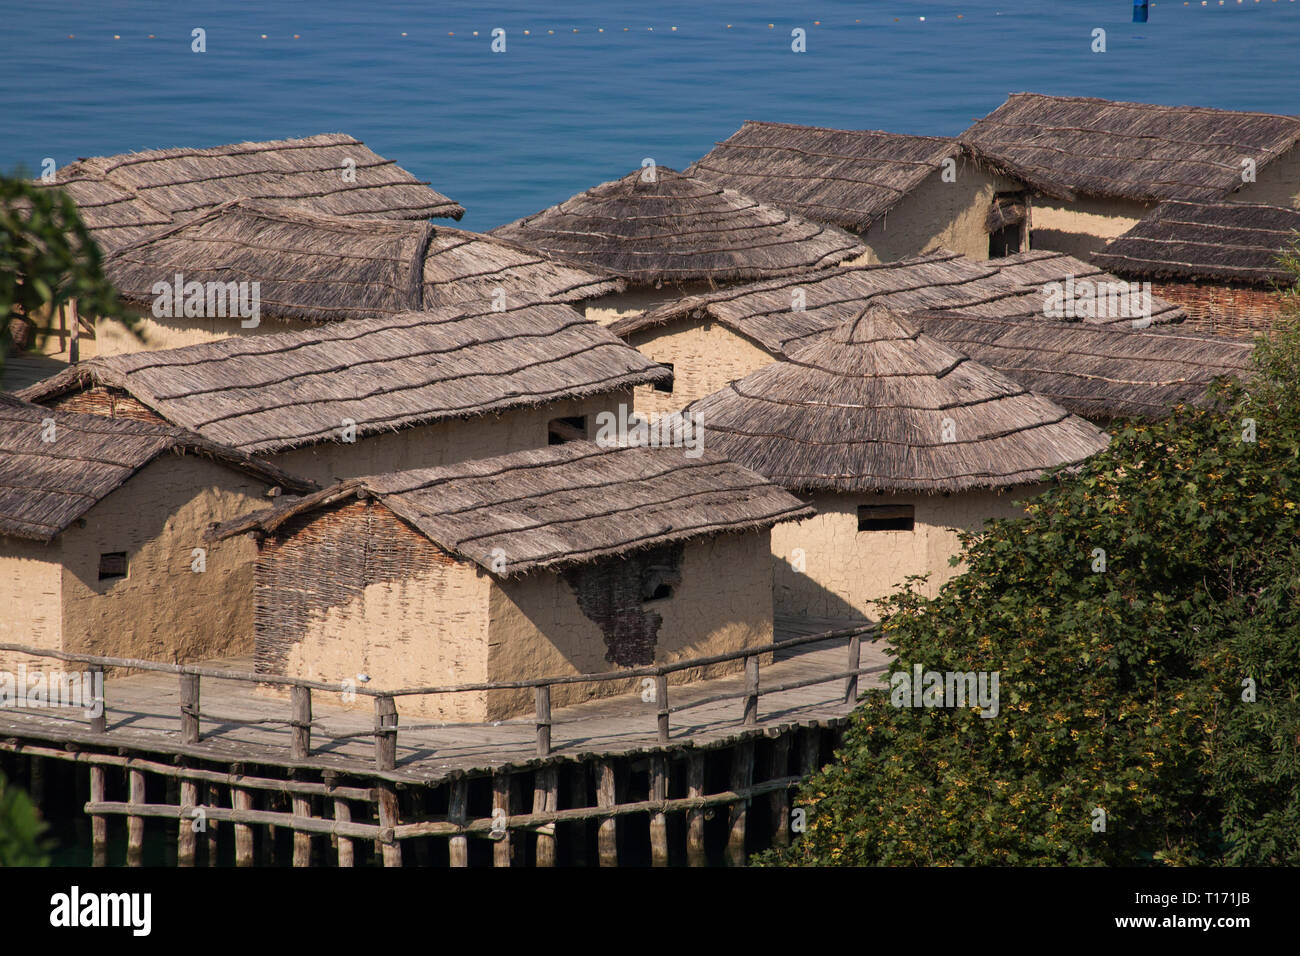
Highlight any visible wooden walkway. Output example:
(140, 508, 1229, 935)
(0, 621, 891, 784)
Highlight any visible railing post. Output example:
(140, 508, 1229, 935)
(535, 684, 552, 757)
(743, 654, 759, 726)
(655, 674, 669, 743)
(291, 685, 312, 760)
(844, 630, 862, 705)
(180, 672, 200, 744)
(89, 666, 107, 734)
(374, 695, 398, 771)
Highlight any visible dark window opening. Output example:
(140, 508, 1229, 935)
(654, 363, 675, 394)
(642, 566, 681, 603)
(548, 416, 587, 445)
(987, 192, 1028, 258)
(857, 505, 914, 532)
(98, 551, 128, 580)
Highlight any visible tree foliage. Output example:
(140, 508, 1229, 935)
(0, 770, 50, 867)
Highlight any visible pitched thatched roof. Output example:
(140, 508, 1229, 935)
(210, 441, 813, 576)
(18, 302, 670, 456)
(0, 398, 312, 542)
(912, 310, 1254, 420)
(686, 306, 1111, 494)
(102, 199, 623, 324)
(37, 133, 463, 252)
(685, 121, 974, 232)
(490, 167, 865, 287)
(610, 249, 1185, 353)
(1092, 199, 1300, 286)
(960, 93, 1300, 203)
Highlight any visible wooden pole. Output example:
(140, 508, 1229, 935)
(596, 761, 617, 867)
(769, 735, 792, 848)
(206, 783, 219, 866)
(727, 740, 754, 866)
(686, 754, 707, 867)
(656, 674, 669, 743)
(533, 766, 558, 867)
(291, 686, 311, 760)
(180, 673, 200, 744)
(844, 632, 862, 705)
(800, 727, 821, 779)
(448, 779, 468, 867)
(743, 655, 760, 726)
(535, 685, 551, 757)
(68, 299, 80, 365)
(568, 764, 588, 867)
(492, 772, 514, 867)
(650, 755, 669, 867)
(29, 756, 44, 809)
(89, 667, 106, 734)
(293, 794, 312, 867)
(178, 778, 198, 866)
(233, 787, 254, 867)
(374, 695, 397, 771)
(376, 786, 402, 867)
(334, 799, 354, 867)
(90, 764, 107, 867)
(127, 768, 145, 866)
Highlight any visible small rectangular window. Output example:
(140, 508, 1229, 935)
(98, 551, 128, 580)
(548, 416, 587, 445)
(857, 505, 914, 532)
(654, 363, 675, 394)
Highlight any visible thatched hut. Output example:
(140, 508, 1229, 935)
(490, 167, 866, 326)
(18, 302, 670, 485)
(684, 306, 1111, 620)
(961, 93, 1300, 257)
(91, 198, 623, 354)
(1092, 200, 1300, 337)
(208, 442, 813, 721)
(687, 121, 1031, 262)
(0, 395, 312, 669)
(610, 248, 1185, 418)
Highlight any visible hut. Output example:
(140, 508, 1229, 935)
(18, 302, 670, 485)
(91, 198, 623, 354)
(1092, 200, 1300, 337)
(687, 121, 1031, 262)
(30, 133, 462, 362)
(490, 167, 866, 326)
(684, 306, 1111, 621)
(208, 442, 813, 721)
(910, 311, 1254, 421)
(609, 248, 1186, 418)
(961, 93, 1300, 258)
(0, 395, 312, 668)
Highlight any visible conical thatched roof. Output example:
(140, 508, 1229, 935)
(490, 167, 865, 287)
(687, 306, 1111, 494)
(1092, 199, 1300, 286)
(211, 441, 813, 576)
(960, 93, 1300, 203)
(18, 302, 670, 456)
(102, 199, 623, 325)
(35, 133, 462, 253)
(0, 397, 312, 542)
(687, 121, 977, 232)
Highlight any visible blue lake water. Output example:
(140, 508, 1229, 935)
(1, 0, 1297, 231)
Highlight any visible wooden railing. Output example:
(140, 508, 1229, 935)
(0, 623, 877, 772)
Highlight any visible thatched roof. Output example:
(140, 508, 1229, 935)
(210, 441, 813, 576)
(1092, 199, 1300, 286)
(18, 302, 670, 456)
(960, 93, 1300, 203)
(37, 133, 463, 252)
(610, 249, 1185, 353)
(490, 167, 865, 287)
(685, 121, 975, 232)
(102, 198, 623, 324)
(0, 397, 312, 543)
(912, 310, 1254, 420)
(686, 306, 1111, 494)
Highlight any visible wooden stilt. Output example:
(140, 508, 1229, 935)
(686, 754, 707, 867)
(727, 740, 754, 866)
(650, 755, 669, 867)
(596, 761, 617, 867)
(569, 763, 588, 867)
(293, 794, 312, 866)
(800, 727, 821, 778)
(127, 768, 145, 867)
(334, 798, 354, 867)
(533, 767, 558, 867)
(376, 786, 402, 867)
(260, 791, 275, 866)
(233, 787, 254, 867)
(205, 783, 220, 866)
(178, 778, 198, 867)
(448, 779, 468, 867)
(769, 735, 792, 848)
(90, 764, 107, 867)
(29, 756, 44, 809)
(492, 772, 514, 867)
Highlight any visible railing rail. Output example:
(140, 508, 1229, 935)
(0, 623, 878, 771)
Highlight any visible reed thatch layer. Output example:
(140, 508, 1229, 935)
(211, 441, 814, 576)
(0, 396, 311, 542)
(913, 310, 1253, 420)
(960, 93, 1300, 203)
(490, 167, 865, 287)
(18, 302, 671, 455)
(685, 306, 1111, 494)
(1092, 200, 1300, 286)
(37, 133, 463, 252)
(685, 121, 966, 232)
(612, 249, 1184, 354)
(102, 198, 623, 324)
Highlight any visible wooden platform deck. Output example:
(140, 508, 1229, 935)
(0, 621, 892, 784)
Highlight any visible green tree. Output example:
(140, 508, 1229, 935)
(0, 770, 50, 867)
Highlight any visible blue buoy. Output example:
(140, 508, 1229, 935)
(1133, 1, 1149, 22)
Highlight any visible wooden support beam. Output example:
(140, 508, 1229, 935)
(127, 768, 145, 867)
(374, 695, 398, 771)
(744, 656, 760, 726)
(535, 685, 551, 757)
(376, 786, 402, 867)
(206, 783, 220, 866)
(686, 753, 707, 867)
(448, 779, 468, 867)
(90, 764, 107, 867)
(180, 673, 200, 744)
(533, 767, 558, 867)
(596, 761, 617, 867)
(89, 667, 106, 735)
(233, 786, 254, 867)
(727, 740, 755, 866)
(492, 772, 514, 867)
(800, 727, 821, 779)
(650, 755, 669, 867)
(178, 778, 198, 867)
(656, 675, 669, 743)
(291, 686, 311, 760)
(769, 735, 792, 849)
(334, 798, 354, 867)
(568, 763, 587, 867)
(293, 794, 312, 867)
(844, 632, 862, 705)
(29, 755, 44, 809)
